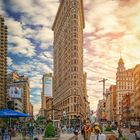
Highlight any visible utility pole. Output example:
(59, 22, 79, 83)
(99, 78, 108, 99)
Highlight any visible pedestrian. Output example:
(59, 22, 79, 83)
(93, 123, 101, 140)
(81, 124, 86, 140)
(8, 127, 12, 139)
(74, 126, 79, 140)
(1, 127, 5, 140)
(118, 126, 122, 138)
(84, 121, 92, 140)
(29, 125, 34, 139)
(108, 134, 116, 140)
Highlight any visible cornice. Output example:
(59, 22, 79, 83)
(52, 0, 85, 30)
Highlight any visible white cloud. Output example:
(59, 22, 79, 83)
(7, 57, 13, 66)
(30, 76, 42, 89)
(9, 57, 53, 89)
(35, 27, 53, 43)
(6, 18, 23, 37)
(33, 103, 41, 115)
(8, 36, 36, 57)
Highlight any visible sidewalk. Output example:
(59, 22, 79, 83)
(11, 133, 42, 140)
(11, 133, 75, 140)
(60, 133, 75, 140)
(78, 133, 96, 140)
(71, 133, 108, 140)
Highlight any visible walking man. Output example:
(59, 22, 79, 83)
(84, 121, 92, 140)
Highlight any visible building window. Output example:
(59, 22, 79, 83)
(72, 14, 76, 18)
(74, 97, 76, 103)
(71, 106, 73, 112)
(71, 97, 73, 103)
(74, 105, 76, 112)
(74, 74, 76, 78)
(74, 81, 77, 85)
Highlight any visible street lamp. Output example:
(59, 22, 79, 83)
(76, 103, 80, 126)
(63, 111, 67, 126)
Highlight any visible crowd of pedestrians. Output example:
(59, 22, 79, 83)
(0, 125, 44, 140)
(71, 120, 140, 140)
(73, 120, 118, 140)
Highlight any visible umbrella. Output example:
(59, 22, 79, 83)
(0, 109, 30, 127)
(0, 109, 30, 118)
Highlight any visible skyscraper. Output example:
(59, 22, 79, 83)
(41, 73, 53, 109)
(40, 73, 53, 118)
(0, 15, 7, 109)
(52, 0, 89, 126)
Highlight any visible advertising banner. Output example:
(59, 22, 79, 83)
(9, 87, 22, 98)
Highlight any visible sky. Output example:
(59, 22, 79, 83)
(1, 0, 140, 114)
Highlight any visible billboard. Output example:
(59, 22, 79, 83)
(44, 75, 52, 97)
(9, 87, 22, 99)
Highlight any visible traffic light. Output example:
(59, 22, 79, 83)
(7, 101, 14, 110)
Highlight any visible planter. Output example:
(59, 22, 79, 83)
(42, 136, 59, 140)
(104, 131, 114, 134)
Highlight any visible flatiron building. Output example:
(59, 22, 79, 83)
(52, 0, 89, 126)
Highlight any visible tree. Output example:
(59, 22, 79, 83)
(44, 122, 55, 138)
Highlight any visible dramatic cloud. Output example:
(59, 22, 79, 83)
(7, 57, 13, 66)
(83, 0, 140, 110)
(1, 0, 140, 113)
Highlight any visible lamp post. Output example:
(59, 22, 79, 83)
(63, 111, 67, 126)
(76, 103, 80, 126)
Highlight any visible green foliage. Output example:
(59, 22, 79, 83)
(36, 116, 45, 123)
(98, 124, 103, 132)
(44, 122, 56, 138)
(4, 118, 18, 123)
(105, 124, 112, 131)
(35, 116, 46, 127)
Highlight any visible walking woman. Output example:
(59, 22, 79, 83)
(84, 121, 92, 140)
(93, 124, 101, 140)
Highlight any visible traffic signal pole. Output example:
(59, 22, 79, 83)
(99, 78, 108, 99)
